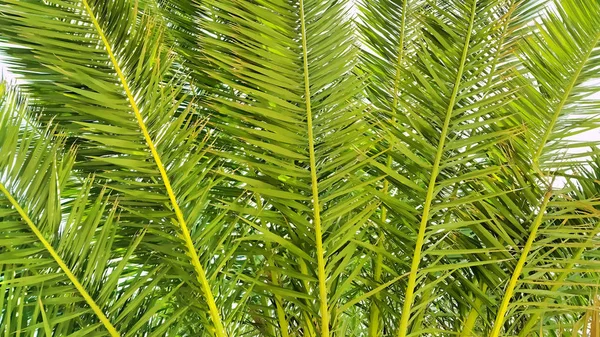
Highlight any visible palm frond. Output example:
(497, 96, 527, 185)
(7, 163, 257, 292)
(193, 0, 375, 335)
(0, 1, 234, 334)
(2, 0, 600, 336)
(0, 85, 188, 336)
(517, 0, 600, 172)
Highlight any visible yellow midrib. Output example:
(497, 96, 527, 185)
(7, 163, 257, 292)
(396, 1, 479, 336)
(489, 191, 552, 337)
(0, 183, 120, 337)
(371, 1, 409, 335)
(80, 1, 227, 336)
(458, 284, 486, 337)
(533, 33, 600, 169)
(299, 0, 329, 336)
(518, 196, 600, 335)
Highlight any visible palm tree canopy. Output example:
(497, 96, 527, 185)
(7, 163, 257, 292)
(2, 0, 600, 336)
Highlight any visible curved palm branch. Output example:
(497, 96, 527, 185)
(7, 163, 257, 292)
(0, 0, 233, 335)
(1, 0, 600, 336)
(0, 85, 188, 336)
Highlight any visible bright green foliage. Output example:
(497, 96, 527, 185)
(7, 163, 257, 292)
(1, 0, 600, 336)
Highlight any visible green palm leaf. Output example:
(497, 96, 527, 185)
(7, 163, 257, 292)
(2, 0, 600, 336)
(0, 85, 187, 336)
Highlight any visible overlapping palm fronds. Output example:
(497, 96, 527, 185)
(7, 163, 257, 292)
(1, 0, 600, 336)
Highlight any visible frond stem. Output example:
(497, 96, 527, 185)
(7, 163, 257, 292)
(80, 1, 227, 336)
(459, 283, 486, 337)
(532, 33, 600, 169)
(371, 2, 408, 335)
(489, 191, 552, 337)
(395, 1, 478, 336)
(299, 0, 329, 335)
(0, 182, 120, 337)
(518, 216, 600, 336)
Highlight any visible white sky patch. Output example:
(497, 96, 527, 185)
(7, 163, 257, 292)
(0, 42, 23, 83)
(0, 47, 16, 83)
(572, 86, 600, 142)
(0, 58, 14, 82)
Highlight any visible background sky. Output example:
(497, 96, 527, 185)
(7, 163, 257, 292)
(0, 51, 15, 82)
